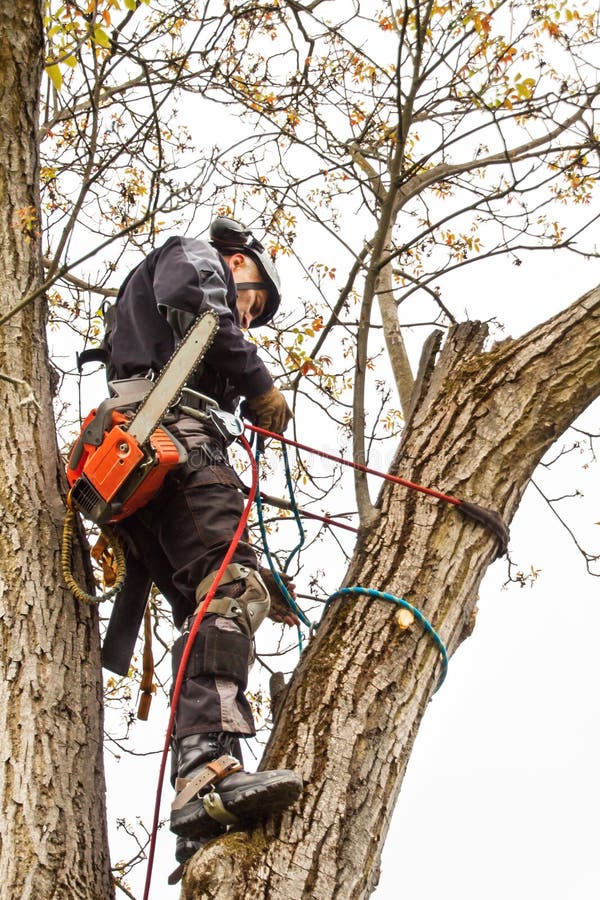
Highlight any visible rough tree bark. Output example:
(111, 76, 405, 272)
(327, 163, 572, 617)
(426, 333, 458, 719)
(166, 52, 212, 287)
(183, 283, 600, 899)
(0, 3, 113, 898)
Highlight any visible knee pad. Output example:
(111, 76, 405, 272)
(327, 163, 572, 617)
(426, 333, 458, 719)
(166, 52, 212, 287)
(194, 564, 270, 638)
(172, 617, 251, 688)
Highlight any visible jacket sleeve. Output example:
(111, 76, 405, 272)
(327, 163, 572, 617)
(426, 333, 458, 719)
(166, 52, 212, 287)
(153, 237, 272, 398)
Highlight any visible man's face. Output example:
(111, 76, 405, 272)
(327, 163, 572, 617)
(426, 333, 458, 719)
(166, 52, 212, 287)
(227, 253, 267, 329)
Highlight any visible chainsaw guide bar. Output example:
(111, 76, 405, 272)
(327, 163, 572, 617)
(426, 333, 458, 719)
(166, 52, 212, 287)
(127, 310, 219, 445)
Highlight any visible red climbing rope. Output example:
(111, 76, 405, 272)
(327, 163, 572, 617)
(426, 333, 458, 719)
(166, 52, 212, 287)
(246, 423, 462, 505)
(142, 433, 259, 900)
(245, 423, 509, 555)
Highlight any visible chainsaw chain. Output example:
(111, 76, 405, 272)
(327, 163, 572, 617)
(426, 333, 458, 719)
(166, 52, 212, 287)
(130, 310, 219, 439)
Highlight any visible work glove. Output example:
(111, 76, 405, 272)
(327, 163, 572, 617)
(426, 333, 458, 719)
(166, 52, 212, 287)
(245, 385, 293, 435)
(259, 567, 300, 628)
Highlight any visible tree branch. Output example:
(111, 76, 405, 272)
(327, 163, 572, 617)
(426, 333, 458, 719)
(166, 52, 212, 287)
(376, 262, 415, 415)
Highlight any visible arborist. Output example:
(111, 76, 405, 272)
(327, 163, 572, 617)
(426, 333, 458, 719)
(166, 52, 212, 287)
(96, 217, 303, 871)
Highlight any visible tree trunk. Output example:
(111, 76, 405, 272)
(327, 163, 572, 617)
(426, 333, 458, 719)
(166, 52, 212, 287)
(0, 4, 113, 897)
(183, 284, 600, 899)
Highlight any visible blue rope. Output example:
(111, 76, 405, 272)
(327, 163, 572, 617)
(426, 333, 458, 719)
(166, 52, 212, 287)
(253, 442, 449, 691)
(323, 587, 448, 691)
(254, 445, 312, 647)
(281, 442, 305, 573)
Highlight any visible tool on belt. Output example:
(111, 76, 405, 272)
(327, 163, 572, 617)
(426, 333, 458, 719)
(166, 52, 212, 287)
(66, 310, 220, 526)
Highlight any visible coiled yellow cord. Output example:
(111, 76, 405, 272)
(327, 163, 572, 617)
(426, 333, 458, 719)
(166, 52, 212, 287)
(61, 495, 126, 604)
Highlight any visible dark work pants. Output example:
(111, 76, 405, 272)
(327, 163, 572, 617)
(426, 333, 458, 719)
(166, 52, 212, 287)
(117, 415, 257, 737)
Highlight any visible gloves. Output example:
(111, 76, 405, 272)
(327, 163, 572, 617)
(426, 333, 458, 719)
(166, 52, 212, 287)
(259, 567, 300, 627)
(245, 385, 293, 435)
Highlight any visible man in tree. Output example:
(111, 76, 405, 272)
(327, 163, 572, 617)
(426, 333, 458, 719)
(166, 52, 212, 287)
(4, 1, 598, 896)
(99, 216, 302, 873)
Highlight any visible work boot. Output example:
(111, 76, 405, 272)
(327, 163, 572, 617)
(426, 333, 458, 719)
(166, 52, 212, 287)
(170, 732, 233, 839)
(170, 732, 302, 840)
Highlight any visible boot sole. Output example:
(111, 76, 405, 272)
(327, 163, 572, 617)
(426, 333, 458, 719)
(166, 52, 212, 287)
(170, 771, 302, 839)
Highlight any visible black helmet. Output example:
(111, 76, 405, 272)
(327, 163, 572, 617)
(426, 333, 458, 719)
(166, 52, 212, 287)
(209, 216, 281, 328)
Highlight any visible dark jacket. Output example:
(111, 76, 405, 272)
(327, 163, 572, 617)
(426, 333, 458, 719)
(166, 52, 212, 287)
(108, 236, 273, 411)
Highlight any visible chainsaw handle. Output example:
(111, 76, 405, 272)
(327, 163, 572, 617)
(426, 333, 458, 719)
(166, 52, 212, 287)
(67, 433, 87, 473)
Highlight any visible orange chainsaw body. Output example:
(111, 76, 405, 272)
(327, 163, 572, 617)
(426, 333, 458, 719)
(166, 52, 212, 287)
(67, 408, 184, 524)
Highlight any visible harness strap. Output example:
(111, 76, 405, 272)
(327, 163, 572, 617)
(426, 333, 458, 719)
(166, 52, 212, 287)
(137, 604, 156, 721)
(171, 754, 242, 812)
(235, 281, 267, 291)
(76, 347, 109, 372)
(458, 500, 509, 558)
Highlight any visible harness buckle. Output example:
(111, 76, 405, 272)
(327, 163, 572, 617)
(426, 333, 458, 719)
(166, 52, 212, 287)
(177, 390, 243, 445)
(208, 408, 244, 444)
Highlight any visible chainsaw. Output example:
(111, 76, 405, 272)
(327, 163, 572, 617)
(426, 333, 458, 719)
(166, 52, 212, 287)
(66, 310, 220, 526)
